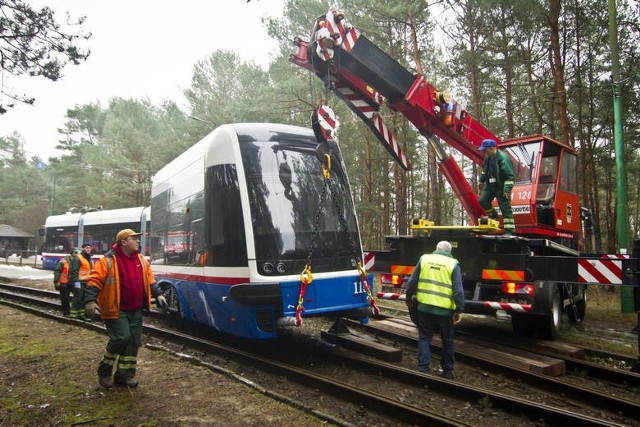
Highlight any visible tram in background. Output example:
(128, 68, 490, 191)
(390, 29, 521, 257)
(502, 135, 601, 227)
(150, 123, 373, 339)
(40, 206, 150, 270)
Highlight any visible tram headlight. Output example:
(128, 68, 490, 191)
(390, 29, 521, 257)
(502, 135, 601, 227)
(262, 262, 275, 274)
(276, 263, 287, 274)
(350, 258, 358, 268)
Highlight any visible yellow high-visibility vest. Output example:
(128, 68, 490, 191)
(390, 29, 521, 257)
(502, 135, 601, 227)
(416, 253, 458, 310)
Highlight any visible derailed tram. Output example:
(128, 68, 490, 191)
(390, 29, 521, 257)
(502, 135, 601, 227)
(150, 123, 375, 339)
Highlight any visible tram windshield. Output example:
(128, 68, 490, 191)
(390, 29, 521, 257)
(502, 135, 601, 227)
(240, 135, 361, 271)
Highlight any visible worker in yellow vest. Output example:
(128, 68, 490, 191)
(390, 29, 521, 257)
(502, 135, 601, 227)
(405, 241, 464, 379)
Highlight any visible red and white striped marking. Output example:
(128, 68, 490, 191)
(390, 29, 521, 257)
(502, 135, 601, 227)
(483, 301, 531, 313)
(314, 26, 334, 61)
(334, 85, 380, 114)
(333, 85, 411, 170)
(363, 251, 375, 271)
(377, 292, 406, 301)
(376, 294, 532, 313)
(324, 10, 360, 52)
(316, 105, 338, 139)
(578, 254, 627, 285)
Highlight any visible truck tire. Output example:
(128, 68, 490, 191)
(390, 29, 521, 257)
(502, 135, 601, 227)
(536, 288, 561, 340)
(511, 313, 534, 336)
(566, 285, 587, 323)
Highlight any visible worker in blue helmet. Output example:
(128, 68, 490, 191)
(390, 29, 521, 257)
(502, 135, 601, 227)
(478, 139, 515, 234)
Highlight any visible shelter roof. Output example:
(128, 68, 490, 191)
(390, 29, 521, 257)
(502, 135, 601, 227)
(0, 224, 34, 238)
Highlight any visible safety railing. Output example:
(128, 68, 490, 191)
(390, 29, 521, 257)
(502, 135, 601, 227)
(0, 250, 41, 268)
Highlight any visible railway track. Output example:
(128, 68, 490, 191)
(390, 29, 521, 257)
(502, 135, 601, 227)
(359, 313, 640, 387)
(0, 281, 637, 426)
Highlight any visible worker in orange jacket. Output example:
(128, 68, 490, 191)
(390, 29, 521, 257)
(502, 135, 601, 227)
(78, 242, 94, 283)
(83, 228, 167, 389)
(53, 249, 81, 316)
(75, 242, 94, 319)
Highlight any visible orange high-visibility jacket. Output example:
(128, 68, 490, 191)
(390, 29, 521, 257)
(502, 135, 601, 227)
(57, 258, 70, 284)
(78, 255, 93, 282)
(85, 250, 156, 320)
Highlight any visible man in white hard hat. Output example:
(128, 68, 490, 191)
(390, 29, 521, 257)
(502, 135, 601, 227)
(405, 241, 464, 379)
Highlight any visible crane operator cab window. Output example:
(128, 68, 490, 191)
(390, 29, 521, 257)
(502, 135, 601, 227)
(537, 156, 558, 204)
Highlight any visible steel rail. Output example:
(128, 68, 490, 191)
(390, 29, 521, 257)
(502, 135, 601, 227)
(345, 316, 640, 417)
(0, 284, 469, 426)
(0, 283, 630, 426)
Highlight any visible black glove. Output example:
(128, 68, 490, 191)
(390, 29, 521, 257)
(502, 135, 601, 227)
(85, 301, 97, 319)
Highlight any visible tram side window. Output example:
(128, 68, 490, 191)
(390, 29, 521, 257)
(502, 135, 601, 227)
(151, 191, 169, 264)
(205, 164, 247, 266)
(166, 201, 190, 265)
(189, 192, 205, 266)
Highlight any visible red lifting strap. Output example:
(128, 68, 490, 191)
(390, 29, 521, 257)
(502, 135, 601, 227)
(296, 264, 313, 326)
(358, 262, 379, 315)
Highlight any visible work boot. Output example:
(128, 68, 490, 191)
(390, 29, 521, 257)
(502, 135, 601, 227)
(114, 377, 138, 388)
(441, 372, 454, 380)
(99, 375, 113, 388)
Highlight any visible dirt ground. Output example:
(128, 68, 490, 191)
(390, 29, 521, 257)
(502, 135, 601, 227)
(0, 304, 325, 427)
(1, 268, 639, 426)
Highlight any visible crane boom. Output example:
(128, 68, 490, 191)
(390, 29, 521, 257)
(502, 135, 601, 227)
(290, 10, 499, 224)
(292, 9, 584, 240)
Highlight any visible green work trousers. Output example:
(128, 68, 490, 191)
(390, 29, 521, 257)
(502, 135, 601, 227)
(479, 184, 515, 233)
(97, 309, 142, 381)
(69, 282, 84, 319)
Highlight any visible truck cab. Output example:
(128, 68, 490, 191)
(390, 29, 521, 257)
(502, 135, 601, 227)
(502, 135, 580, 247)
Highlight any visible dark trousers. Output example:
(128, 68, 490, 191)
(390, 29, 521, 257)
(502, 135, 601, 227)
(98, 309, 143, 381)
(479, 185, 515, 233)
(58, 285, 71, 315)
(416, 311, 455, 375)
(70, 282, 84, 318)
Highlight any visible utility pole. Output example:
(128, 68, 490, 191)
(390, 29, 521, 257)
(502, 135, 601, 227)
(608, 0, 629, 253)
(609, 0, 638, 372)
(49, 174, 56, 216)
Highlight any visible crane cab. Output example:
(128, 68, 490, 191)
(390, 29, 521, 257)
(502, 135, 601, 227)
(499, 135, 581, 248)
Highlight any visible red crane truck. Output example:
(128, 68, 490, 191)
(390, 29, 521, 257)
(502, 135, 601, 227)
(291, 9, 639, 339)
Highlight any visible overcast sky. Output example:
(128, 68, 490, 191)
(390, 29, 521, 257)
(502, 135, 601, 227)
(0, 0, 284, 160)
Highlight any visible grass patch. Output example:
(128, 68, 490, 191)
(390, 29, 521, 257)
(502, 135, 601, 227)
(585, 286, 638, 327)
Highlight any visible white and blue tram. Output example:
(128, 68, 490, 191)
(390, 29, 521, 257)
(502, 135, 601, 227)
(150, 123, 373, 339)
(40, 207, 150, 269)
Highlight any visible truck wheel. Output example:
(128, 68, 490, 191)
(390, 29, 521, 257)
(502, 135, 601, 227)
(511, 313, 533, 336)
(537, 289, 561, 340)
(566, 285, 587, 323)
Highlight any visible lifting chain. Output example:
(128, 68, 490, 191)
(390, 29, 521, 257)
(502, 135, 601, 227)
(296, 148, 379, 326)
